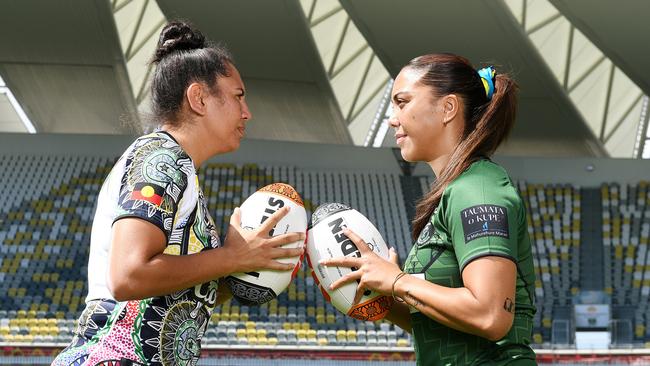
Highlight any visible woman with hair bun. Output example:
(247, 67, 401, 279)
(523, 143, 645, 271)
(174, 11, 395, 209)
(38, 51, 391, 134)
(322, 54, 537, 365)
(52, 21, 304, 366)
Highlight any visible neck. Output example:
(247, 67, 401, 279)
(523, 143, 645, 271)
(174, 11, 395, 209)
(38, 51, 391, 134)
(161, 124, 209, 168)
(427, 153, 452, 178)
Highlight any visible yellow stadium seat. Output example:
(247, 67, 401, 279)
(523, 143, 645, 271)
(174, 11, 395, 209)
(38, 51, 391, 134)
(307, 329, 317, 340)
(636, 325, 645, 338)
(278, 306, 287, 316)
(396, 339, 410, 347)
(297, 329, 307, 339)
(210, 313, 220, 323)
(336, 330, 346, 342)
(346, 329, 357, 342)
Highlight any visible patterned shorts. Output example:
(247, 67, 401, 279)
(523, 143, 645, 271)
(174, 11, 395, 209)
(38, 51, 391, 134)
(51, 299, 118, 366)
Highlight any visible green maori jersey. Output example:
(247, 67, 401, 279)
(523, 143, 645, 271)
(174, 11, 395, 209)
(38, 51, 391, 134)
(403, 159, 537, 365)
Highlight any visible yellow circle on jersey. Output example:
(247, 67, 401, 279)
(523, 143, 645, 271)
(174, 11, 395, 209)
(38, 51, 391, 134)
(141, 185, 155, 198)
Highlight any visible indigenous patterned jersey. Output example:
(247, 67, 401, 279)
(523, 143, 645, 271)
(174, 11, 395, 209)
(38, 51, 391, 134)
(403, 159, 537, 366)
(53, 131, 221, 366)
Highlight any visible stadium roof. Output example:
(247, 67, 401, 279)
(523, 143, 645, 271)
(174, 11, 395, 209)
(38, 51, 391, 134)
(0, 0, 647, 158)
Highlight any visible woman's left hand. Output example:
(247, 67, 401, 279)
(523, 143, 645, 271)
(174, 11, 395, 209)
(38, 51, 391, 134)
(320, 228, 402, 305)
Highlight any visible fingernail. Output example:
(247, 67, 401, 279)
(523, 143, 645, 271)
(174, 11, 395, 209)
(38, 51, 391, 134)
(342, 228, 350, 233)
(329, 285, 334, 290)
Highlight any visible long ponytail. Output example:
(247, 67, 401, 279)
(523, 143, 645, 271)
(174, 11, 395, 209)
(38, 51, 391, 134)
(410, 54, 519, 239)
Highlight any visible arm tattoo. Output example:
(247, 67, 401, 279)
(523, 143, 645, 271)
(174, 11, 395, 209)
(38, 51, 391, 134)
(404, 289, 429, 310)
(503, 298, 515, 314)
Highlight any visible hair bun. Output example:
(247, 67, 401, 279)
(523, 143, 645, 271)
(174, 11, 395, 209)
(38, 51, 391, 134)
(153, 21, 206, 62)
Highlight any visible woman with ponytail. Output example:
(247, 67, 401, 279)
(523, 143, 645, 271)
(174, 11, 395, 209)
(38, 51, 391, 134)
(52, 21, 304, 366)
(323, 53, 537, 365)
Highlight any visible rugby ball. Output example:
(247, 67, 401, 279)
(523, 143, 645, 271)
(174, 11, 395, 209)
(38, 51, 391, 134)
(225, 183, 307, 305)
(306, 203, 392, 321)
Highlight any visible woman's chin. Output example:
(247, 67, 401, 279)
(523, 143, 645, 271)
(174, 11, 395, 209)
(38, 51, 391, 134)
(213, 141, 240, 156)
(400, 150, 416, 163)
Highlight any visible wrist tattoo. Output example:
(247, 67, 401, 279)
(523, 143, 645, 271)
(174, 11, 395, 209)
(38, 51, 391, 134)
(405, 289, 425, 308)
(503, 298, 515, 313)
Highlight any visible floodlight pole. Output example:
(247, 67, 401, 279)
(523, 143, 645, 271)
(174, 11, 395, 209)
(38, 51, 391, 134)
(634, 96, 649, 159)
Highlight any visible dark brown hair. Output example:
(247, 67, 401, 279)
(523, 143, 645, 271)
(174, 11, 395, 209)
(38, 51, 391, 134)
(149, 21, 233, 126)
(409, 53, 519, 239)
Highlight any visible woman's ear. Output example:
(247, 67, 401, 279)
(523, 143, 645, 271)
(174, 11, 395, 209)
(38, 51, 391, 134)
(186, 82, 207, 116)
(442, 94, 460, 124)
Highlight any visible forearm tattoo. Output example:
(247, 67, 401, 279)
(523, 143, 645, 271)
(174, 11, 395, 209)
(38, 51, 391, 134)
(503, 298, 515, 314)
(404, 289, 429, 310)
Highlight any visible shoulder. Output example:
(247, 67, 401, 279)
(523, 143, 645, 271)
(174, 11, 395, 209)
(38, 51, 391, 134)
(441, 159, 522, 212)
(123, 131, 195, 189)
(449, 160, 509, 189)
(444, 160, 515, 197)
(130, 131, 189, 159)
(114, 132, 198, 231)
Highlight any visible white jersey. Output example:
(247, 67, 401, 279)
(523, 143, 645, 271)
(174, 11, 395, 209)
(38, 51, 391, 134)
(86, 130, 220, 301)
(72, 130, 223, 365)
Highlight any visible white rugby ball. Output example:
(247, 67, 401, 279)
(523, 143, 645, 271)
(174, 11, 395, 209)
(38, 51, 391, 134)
(306, 203, 392, 321)
(225, 183, 307, 305)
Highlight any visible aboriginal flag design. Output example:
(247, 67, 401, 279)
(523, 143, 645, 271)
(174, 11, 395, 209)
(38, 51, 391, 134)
(130, 182, 164, 206)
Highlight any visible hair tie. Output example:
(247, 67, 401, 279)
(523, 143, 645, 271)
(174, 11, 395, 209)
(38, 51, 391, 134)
(477, 66, 496, 100)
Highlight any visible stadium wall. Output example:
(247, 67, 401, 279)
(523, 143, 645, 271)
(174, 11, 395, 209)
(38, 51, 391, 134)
(1, 133, 649, 185)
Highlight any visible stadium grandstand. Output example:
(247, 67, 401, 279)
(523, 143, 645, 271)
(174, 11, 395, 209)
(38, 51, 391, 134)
(1, 0, 649, 365)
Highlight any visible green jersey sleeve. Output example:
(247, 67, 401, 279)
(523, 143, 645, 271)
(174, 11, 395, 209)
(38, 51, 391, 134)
(441, 163, 524, 273)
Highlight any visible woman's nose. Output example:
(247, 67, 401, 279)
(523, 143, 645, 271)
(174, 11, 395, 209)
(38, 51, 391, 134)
(388, 113, 399, 127)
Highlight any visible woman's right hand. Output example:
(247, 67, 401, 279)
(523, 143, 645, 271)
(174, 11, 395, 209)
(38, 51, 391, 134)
(223, 206, 305, 273)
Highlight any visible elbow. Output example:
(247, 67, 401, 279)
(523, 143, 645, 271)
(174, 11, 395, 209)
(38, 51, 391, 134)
(107, 270, 137, 302)
(479, 314, 514, 342)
